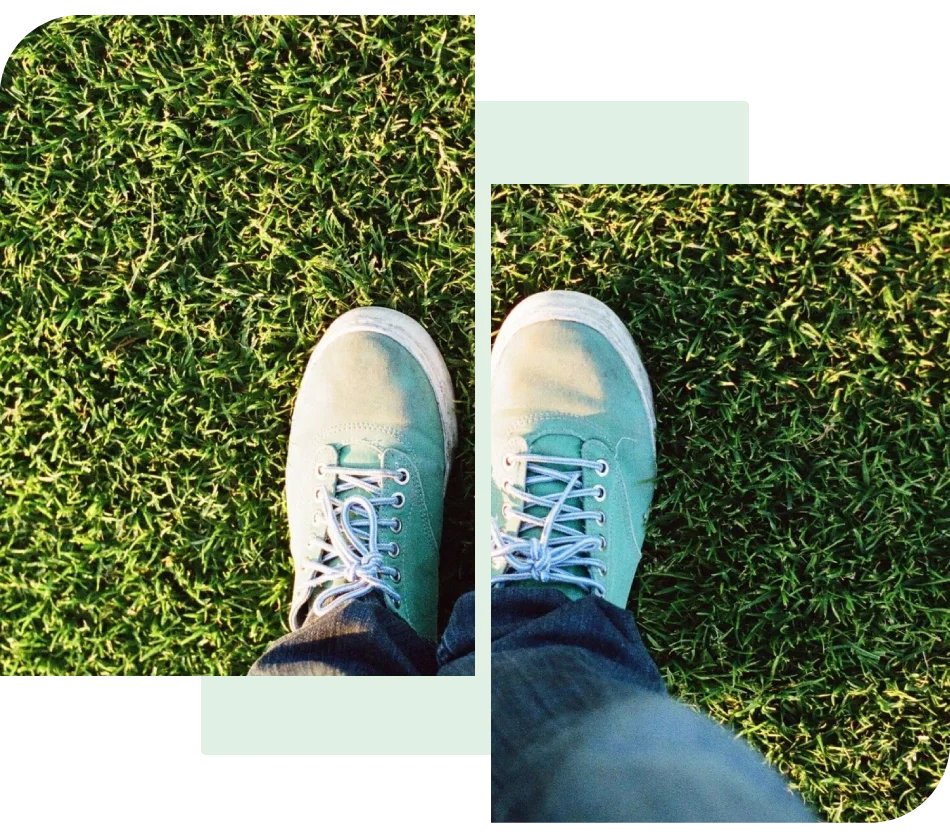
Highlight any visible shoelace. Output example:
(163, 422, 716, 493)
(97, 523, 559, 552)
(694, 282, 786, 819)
(491, 453, 608, 595)
(304, 465, 407, 616)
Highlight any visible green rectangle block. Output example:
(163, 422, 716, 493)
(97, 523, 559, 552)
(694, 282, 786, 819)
(201, 100, 747, 758)
(202, 676, 487, 754)
(477, 101, 749, 183)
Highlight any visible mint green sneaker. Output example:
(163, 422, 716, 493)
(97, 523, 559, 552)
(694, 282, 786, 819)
(490, 291, 656, 606)
(286, 307, 457, 641)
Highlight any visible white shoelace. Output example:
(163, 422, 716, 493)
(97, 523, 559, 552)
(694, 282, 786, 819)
(304, 466, 407, 616)
(491, 453, 608, 595)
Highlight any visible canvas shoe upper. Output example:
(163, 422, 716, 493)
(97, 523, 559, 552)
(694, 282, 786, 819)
(491, 291, 656, 607)
(286, 307, 457, 641)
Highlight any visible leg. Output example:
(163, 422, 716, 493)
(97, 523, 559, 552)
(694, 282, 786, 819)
(249, 595, 437, 676)
(490, 292, 815, 820)
(491, 587, 816, 822)
(436, 590, 475, 675)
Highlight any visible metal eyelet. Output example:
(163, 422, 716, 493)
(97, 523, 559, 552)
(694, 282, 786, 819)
(502, 504, 510, 519)
(390, 543, 400, 557)
(392, 492, 405, 509)
(594, 485, 607, 502)
(598, 535, 607, 551)
(392, 569, 402, 584)
(599, 564, 609, 576)
(395, 467, 410, 485)
(596, 459, 609, 477)
(316, 464, 326, 476)
(596, 511, 606, 526)
(504, 454, 514, 468)
(391, 518, 402, 534)
(314, 486, 323, 499)
(392, 598, 402, 609)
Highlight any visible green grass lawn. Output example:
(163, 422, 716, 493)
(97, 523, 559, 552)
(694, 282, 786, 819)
(0, 15, 474, 674)
(492, 184, 950, 823)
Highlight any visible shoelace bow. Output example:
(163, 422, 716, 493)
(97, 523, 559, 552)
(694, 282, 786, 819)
(305, 466, 405, 616)
(491, 454, 608, 595)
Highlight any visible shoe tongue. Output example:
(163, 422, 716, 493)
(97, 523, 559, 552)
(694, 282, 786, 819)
(515, 434, 590, 599)
(314, 442, 382, 594)
(336, 441, 383, 470)
(522, 434, 584, 538)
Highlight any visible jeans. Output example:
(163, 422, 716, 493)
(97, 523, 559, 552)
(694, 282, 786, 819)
(248, 590, 474, 676)
(250, 584, 816, 822)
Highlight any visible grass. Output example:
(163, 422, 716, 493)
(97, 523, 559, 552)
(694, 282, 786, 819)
(0, 15, 474, 674)
(492, 184, 950, 823)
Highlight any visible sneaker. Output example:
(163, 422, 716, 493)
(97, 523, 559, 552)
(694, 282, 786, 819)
(286, 307, 457, 641)
(490, 291, 656, 606)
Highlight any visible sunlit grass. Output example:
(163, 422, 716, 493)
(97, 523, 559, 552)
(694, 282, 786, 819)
(0, 15, 474, 675)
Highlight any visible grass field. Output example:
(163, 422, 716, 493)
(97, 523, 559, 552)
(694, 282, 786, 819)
(0, 15, 474, 674)
(492, 184, 950, 823)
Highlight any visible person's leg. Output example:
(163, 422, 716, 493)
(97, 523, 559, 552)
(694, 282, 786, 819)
(436, 590, 475, 675)
(248, 306, 457, 676)
(249, 595, 437, 676)
(491, 587, 816, 822)
(490, 291, 815, 821)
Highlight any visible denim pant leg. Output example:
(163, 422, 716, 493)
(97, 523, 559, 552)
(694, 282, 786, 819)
(491, 587, 816, 823)
(248, 594, 437, 676)
(437, 590, 475, 675)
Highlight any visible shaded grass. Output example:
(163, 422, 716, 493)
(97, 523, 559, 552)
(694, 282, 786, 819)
(492, 184, 950, 823)
(0, 15, 474, 674)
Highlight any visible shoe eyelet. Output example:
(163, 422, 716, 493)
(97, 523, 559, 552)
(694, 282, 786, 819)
(395, 467, 410, 485)
(392, 569, 402, 584)
(390, 543, 400, 557)
(596, 511, 606, 526)
(594, 485, 607, 502)
(598, 535, 607, 551)
(391, 518, 402, 534)
(312, 512, 322, 524)
(502, 480, 511, 491)
(392, 492, 405, 509)
(502, 504, 510, 519)
(314, 486, 322, 499)
(504, 454, 514, 469)
(392, 598, 402, 609)
(316, 464, 326, 477)
(596, 459, 609, 477)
